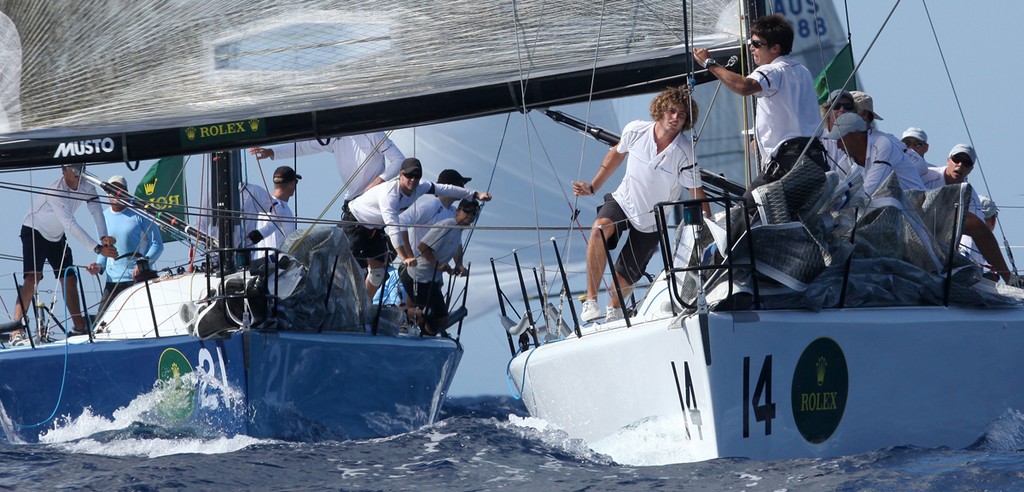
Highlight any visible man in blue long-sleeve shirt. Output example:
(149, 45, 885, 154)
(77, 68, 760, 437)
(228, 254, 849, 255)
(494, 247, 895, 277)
(87, 175, 164, 316)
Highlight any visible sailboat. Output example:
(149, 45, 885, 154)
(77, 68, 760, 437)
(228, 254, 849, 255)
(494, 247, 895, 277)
(493, 2, 1024, 464)
(0, 0, 744, 444)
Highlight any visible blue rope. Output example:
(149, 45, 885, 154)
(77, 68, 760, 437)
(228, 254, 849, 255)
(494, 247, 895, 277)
(13, 267, 77, 429)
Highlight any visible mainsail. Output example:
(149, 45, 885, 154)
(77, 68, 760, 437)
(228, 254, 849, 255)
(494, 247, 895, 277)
(0, 0, 740, 167)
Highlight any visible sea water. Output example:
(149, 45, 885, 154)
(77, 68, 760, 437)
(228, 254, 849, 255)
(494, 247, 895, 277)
(3, 396, 1024, 490)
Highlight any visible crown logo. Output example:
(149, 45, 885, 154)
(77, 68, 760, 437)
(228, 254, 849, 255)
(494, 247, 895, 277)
(816, 356, 827, 386)
(144, 179, 158, 195)
(185, 127, 197, 140)
(248, 118, 260, 132)
(171, 362, 180, 379)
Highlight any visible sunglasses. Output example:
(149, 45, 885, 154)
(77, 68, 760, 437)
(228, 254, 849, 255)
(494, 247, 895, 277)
(402, 172, 422, 179)
(951, 153, 974, 167)
(833, 102, 855, 112)
(748, 39, 766, 48)
(903, 139, 926, 148)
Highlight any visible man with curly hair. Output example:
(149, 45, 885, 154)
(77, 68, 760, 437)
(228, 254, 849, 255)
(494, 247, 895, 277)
(572, 86, 709, 324)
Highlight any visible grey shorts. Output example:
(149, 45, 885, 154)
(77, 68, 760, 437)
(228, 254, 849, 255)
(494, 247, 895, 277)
(595, 194, 660, 285)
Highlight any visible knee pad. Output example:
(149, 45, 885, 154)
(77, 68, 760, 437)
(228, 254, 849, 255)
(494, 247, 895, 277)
(368, 268, 386, 287)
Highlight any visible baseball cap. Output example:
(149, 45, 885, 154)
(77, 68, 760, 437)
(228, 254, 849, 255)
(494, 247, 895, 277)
(108, 175, 127, 190)
(851, 91, 884, 120)
(948, 143, 978, 164)
(437, 169, 472, 187)
(401, 158, 423, 176)
(457, 199, 480, 214)
(273, 166, 302, 184)
(822, 112, 867, 139)
(826, 89, 854, 106)
(901, 127, 928, 143)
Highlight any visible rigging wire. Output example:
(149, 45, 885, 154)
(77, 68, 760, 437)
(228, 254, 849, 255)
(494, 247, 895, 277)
(919, 0, 1013, 272)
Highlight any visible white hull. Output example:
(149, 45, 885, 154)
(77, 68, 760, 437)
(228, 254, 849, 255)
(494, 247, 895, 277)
(510, 285, 1024, 462)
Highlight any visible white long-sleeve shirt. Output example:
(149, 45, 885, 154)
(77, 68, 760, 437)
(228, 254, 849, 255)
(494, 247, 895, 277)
(268, 133, 405, 200)
(22, 176, 107, 247)
(348, 179, 474, 247)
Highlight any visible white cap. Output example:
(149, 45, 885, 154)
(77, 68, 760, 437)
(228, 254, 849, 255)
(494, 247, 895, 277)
(901, 127, 927, 143)
(822, 112, 868, 139)
(108, 175, 127, 189)
(948, 143, 978, 164)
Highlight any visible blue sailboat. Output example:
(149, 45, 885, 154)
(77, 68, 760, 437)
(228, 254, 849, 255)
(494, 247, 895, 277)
(0, 0, 729, 442)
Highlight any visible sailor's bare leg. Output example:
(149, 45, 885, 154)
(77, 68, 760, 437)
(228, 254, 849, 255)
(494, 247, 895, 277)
(61, 273, 86, 332)
(585, 218, 615, 301)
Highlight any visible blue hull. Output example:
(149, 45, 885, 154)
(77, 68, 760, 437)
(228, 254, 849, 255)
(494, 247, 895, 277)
(0, 332, 461, 443)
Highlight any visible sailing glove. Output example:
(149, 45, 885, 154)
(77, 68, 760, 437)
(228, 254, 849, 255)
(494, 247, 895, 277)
(246, 230, 264, 245)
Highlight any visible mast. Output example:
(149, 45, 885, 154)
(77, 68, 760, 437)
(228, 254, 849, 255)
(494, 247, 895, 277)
(212, 150, 242, 267)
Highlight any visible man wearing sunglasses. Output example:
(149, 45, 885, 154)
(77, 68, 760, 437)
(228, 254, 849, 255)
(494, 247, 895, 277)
(921, 144, 1020, 286)
(692, 14, 820, 170)
(344, 158, 492, 298)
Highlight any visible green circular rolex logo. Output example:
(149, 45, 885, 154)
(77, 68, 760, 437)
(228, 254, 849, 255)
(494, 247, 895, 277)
(791, 337, 848, 444)
(157, 348, 196, 422)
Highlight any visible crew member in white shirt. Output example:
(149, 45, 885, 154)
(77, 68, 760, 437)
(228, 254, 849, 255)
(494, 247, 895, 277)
(343, 158, 491, 298)
(572, 86, 710, 324)
(246, 166, 300, 259)
(692, 13, 824, 207)
(249, 132, 405, 202)
(10, 165, 116, 344)
(921, 144, 1017, 285)
(402, 199, 478, 336)
(399, 168, 472, 276)
(823, 112, 926, 197)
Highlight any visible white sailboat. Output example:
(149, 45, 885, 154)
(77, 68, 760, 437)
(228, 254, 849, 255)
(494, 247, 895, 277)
(497, 2, 1024, 464)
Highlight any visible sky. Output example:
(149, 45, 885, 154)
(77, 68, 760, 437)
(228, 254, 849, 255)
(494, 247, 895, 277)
(0, 1, 1020, 397)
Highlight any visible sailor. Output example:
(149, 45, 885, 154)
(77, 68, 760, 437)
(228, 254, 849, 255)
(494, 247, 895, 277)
(900, 127, 934, 178)
(399, 168, 473, 277)
(86, 175, 164, 317)
(245, 166, 301, 258)
(901, 127, 930, 159)
(401, 199, 478, 336)
(819, 89, 857, 177)
(692, 13, 825, 201)
(850, 91, 883, 129)
(9, 164, 117, 345)
(921, 144, 1019, 285)
(572, 86, 710, 324)
(249, 132, 406, 202)
(822, 112, 926, 197)
(343, 158, 491, 298)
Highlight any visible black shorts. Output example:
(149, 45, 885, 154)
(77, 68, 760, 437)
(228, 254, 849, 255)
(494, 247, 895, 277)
(595, 195, 660, 285)
(20, 225, 77, 279)
(342, 209, 390, 265)
(400, 271, 447, 325)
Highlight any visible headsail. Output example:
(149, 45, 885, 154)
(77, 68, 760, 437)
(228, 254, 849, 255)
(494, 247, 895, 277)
(0, 0, 740, 167)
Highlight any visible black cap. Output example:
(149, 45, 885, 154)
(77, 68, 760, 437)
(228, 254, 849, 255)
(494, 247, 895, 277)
(437, 169, 472, 187)
(273, 166, 302, 184)
(401, 158, 423, 176)
(457, 199, 480, 214)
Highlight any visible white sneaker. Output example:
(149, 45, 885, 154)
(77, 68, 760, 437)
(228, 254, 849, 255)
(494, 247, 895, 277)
(581, 300, 601, 323)
(8, 331, 29, 347)
(604, 306, 624, 323)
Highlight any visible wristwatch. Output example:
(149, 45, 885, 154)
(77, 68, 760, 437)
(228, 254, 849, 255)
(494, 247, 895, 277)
(703, 58, 718, 69)
(93, 244, 102, 254)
